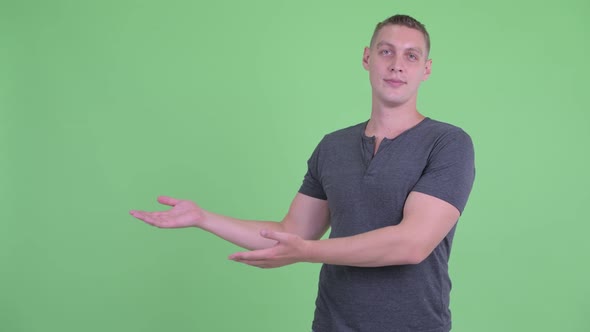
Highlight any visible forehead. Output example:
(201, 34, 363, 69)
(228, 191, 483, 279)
(373, 25, 427, 51)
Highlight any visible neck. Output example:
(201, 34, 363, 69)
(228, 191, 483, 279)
(365, 98, 425, 139)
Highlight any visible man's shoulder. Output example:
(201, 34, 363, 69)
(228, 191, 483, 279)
(320, 121, 366, 142)
(421, 118, 468, 135)
(327, 121, 367, 136)
(316, 118, 471, 146)
(414, 118, 472, 147)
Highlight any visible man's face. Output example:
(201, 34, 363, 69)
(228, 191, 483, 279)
(363, 24, 432, 108)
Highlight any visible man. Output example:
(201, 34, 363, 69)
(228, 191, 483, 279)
(130, 14, 475, 332)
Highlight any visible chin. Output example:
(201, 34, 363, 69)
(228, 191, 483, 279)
(380, 96, 409, 107)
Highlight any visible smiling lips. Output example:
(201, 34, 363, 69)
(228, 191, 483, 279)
(384, 78, 406, 87)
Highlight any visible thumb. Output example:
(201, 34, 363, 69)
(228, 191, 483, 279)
(157, 196, 182, 206)
(260, 229, 289, 242)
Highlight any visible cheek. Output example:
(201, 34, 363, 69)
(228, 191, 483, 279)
(370, 64, 388, 78)
(410, 67, 426, 80)
(369, 71, 385, 87)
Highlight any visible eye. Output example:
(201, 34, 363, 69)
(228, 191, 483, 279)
(380, 49, 392, 56)
(407, 53, 419, 61)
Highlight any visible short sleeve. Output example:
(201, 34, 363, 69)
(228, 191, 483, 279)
(298, 140, 328, 200)
(412, 130, 475, 214)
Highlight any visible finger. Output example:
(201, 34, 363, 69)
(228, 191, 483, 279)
(130, 211, 163, 227)
(131, 210, 153, 223)
(229, 248, 275, 262)
(233, 260, 270, 269)
(129, 210, 148, 220)
(157, 196, 181, 206)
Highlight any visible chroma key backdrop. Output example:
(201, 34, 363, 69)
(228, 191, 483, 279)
(1, 0, 588, 331)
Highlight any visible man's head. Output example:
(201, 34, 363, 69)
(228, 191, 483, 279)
(363, 14, 432, 108)
(370, 15, 430, 56)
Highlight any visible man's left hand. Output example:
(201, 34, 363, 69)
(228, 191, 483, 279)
(228, 229, 311, 268)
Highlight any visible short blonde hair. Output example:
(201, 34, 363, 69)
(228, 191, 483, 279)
(370, 14, 430, 55)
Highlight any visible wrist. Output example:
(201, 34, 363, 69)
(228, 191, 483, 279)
(302, 239, 320, 263)
(193, 209, 211, 228)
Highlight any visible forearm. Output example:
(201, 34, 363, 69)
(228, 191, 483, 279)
(200, 211, 286, 250)
(305, 224, 425, 267)
(228, 193, 458, 269)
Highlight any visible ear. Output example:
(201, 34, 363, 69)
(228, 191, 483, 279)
(362, 47, 370, 71)
(422, 58, 432, 81)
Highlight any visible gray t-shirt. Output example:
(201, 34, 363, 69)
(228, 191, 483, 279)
(299, 118, 475, 332)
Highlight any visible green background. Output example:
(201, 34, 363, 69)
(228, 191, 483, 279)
(1, 0, 588, 331)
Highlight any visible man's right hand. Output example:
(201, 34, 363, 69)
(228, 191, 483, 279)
(130, 193, 330, 252)
(130, 196, 205, 229)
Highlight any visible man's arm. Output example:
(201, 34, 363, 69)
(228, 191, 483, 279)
(130, 193, 330, 251)
(229, 191, 459, 268)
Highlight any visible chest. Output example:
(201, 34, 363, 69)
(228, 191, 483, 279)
(318, 138, 430, 234)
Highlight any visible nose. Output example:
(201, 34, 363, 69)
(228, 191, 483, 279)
(388, 57, 403, 73)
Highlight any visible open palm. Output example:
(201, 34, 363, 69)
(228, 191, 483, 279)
(130, 196, 204, 228)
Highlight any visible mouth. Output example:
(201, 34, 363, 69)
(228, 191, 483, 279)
(383, 78, 406, 87)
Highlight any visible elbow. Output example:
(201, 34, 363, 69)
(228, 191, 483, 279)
(381, 246, 428, 266)
(402, 245, 431, 265)
(405, 252, 427, 265)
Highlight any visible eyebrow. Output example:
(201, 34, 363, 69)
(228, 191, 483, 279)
(376, 42, 424, 55)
